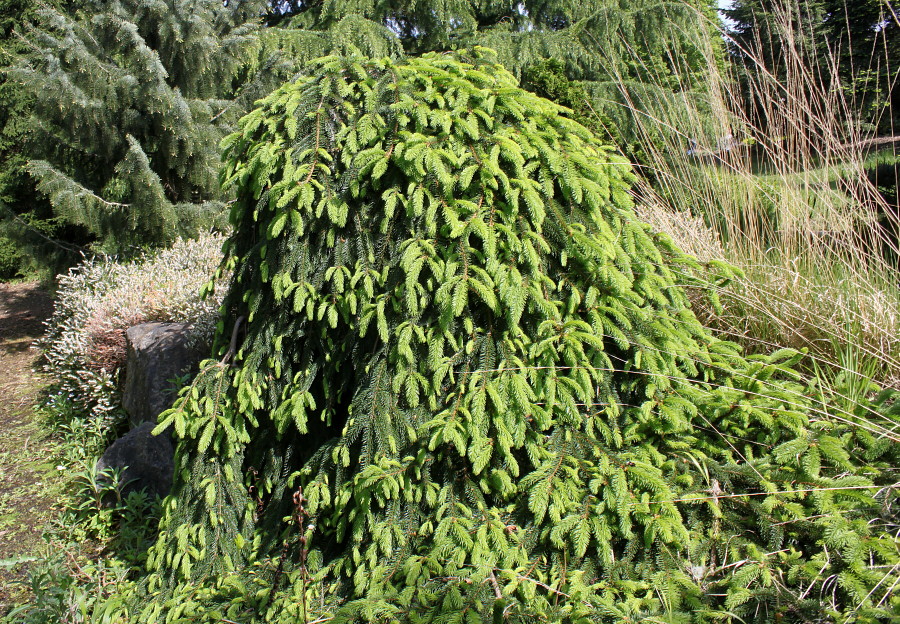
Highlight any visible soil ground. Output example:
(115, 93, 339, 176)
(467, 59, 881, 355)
(0, 282, 60, 609)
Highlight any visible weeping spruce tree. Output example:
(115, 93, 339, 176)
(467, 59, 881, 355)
(121, 51, 900, 623)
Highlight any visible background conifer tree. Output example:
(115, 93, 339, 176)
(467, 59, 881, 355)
(5, 0, 275, 259)
(258, 0, 725, 165)
(112, 51, 900, 623)
(0, 0, 86, 277)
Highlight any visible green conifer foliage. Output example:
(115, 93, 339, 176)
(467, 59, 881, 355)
(0, 0, 85, 277)
(130, 51, 899, 623)
(259, 0, 724, 159)
(7, 0, 271, 255)
(270, 0, 716, 78)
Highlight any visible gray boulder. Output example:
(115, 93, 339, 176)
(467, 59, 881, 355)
(122, 322, 205, 427)
(97, 422, 174, 499)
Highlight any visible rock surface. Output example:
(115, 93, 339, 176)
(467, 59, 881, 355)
(121, 322, 204, 427)
(96, 422, 174, 499)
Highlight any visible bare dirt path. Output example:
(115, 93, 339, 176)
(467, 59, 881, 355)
(0, 282, 58, 607)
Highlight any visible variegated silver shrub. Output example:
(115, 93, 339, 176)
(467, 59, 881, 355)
(41, 234, 227, 423)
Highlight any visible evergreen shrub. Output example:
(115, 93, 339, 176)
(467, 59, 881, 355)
(0, 233, 22, 279)
(122, 50, 899, 623)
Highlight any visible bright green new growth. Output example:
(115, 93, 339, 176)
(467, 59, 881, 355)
(136, 50, 898, 622)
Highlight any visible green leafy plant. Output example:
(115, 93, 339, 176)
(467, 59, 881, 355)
(65, 463, 128, 541)
(0, 233, 23, 280)
(5, 553, 81, 624)
(92, 50, 900, 623)
(47, 406, 119, 464)
(4, 463, 161, 624)
(5, 547, 136, 624)
(55, 461, 160, 556)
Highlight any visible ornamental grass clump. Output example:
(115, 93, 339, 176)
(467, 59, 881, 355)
(126, 50, 899, 623)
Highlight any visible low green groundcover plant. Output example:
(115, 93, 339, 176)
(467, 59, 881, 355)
(100, 50, 898, 623)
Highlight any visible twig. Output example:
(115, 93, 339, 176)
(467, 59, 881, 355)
(220, 316, 246, 365)
(515, 575, 594, 608)
(488, 569, 502, 599)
